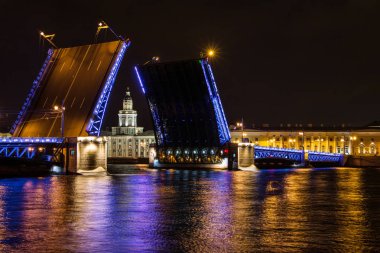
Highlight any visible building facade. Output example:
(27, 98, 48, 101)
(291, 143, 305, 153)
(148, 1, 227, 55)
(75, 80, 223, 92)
(230, 123, 380, 156)
(106, 87, 155, 158)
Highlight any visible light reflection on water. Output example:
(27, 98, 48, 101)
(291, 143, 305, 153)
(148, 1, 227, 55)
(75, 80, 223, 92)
(0, 167, 379, 252)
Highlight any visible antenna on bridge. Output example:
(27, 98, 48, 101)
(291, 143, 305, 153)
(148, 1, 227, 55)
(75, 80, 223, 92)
(95, 20, 124, 42)
(39, 31, 57, 48)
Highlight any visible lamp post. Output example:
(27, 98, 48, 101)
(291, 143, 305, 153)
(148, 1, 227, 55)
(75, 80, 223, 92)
(54, 105, 65, 138)
(350, 136, 357, 155)
(237, 119, 244, 143)
(298, 132, 304, 151)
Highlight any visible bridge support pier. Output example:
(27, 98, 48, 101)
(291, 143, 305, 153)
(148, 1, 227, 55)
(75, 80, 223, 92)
(238, 144, 256, 169)
(76, 137, 107, 172)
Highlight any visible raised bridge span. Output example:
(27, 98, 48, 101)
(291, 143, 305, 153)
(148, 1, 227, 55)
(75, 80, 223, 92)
(12, 40, 129, 137)
(135, 58, 233, 168)
(0, 40, 129, 173)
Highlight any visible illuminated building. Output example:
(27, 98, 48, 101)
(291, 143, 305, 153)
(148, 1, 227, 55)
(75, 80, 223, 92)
(106, 87, 155, 158)
(231, 122, 380, 156)
(112, 87, 143, 135)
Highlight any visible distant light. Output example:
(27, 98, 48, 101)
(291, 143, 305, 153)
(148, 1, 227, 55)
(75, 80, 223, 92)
(207, 50, 215, 57)
(54, 105, 59, 111)
(98, 22, 103, 26)
(40, 32, 44, 36)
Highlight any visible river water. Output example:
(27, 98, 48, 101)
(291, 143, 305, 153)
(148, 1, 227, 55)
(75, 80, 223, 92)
(0, 166, 379, 252)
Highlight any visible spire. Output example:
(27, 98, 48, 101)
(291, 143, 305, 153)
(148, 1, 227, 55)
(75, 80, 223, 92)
(123, 86, 133, 110)
(124, 86, 132, 100)
(118, 86, 138, 128)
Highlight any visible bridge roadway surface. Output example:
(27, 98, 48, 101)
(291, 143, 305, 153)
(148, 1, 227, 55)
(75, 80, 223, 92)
(14, 40, 123, 138)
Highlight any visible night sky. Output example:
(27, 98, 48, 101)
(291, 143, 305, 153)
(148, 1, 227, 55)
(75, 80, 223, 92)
(0, 0, 379, 132)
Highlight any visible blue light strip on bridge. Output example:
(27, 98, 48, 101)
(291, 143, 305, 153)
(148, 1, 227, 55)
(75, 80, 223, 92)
(87, 40, 130, 136)
(134, 66, 164, 145)
(10, 49, 54, 135)
(255, 146, 304, 153)
(134, 66, 146, 94)
(200, 59, 230, 145)
(307, 151, 343, 157)
(0, 137, 64, 144)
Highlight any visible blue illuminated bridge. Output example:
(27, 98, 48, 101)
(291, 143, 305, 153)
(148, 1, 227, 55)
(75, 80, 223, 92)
(1, 40, 344, 171)
(135, 58, 344, 169)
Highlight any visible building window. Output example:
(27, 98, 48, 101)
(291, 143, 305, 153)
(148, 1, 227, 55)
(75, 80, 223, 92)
(359, 144, 365, 154)
(370, 143, 376, 155)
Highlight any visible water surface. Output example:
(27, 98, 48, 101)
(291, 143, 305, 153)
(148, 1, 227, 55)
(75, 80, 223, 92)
(0, 166, 379, 252)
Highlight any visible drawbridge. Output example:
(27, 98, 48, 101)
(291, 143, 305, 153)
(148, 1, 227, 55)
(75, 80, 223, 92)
(135, 58, 234, 168)
(12, 40, 129, 137)
(1, 39, 130, 172)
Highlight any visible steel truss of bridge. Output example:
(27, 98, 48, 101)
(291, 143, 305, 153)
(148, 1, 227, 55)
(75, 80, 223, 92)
(253, 145, 344, 165)
(0, 137, 64, 161)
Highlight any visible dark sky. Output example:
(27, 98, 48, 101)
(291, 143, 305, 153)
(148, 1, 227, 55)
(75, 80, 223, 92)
(0, 0, 379, 131)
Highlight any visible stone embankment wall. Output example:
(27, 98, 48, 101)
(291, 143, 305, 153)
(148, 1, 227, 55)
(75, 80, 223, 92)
(345, 156, 380, 167)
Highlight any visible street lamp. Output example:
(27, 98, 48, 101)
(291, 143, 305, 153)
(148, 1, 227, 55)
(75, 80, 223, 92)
(39, 31, 57, 48)
(207, 50, 215, 57)
(200, 48, 217, 59)
(236, 120, 244, 142)
(54, 105, 65, 137)
(350, 136, 357, 155)
(298, 132, 304, 151)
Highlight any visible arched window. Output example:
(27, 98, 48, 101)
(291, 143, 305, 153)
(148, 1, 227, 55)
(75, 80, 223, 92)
(359, 143, 365, 154)
(370, 143, 377, 155)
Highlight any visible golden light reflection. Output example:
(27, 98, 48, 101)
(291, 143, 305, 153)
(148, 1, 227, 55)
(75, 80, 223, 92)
(335, 168, 367, 251)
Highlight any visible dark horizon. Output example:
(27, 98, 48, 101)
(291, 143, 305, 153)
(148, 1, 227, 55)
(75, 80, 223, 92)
(1, 0, 379, 132)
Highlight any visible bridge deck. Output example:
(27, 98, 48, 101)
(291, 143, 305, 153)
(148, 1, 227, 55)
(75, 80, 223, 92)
(135, 58, 230, 149)
(13, 40, 126, 137)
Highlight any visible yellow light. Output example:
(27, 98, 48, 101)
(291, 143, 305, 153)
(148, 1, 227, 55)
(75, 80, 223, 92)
(207, 50, 215, 57)
(54, 105, 59, 111)
(40, 32, 44, 36)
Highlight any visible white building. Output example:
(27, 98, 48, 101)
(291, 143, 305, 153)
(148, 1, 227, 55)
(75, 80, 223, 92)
(106, 87, 155, 158)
